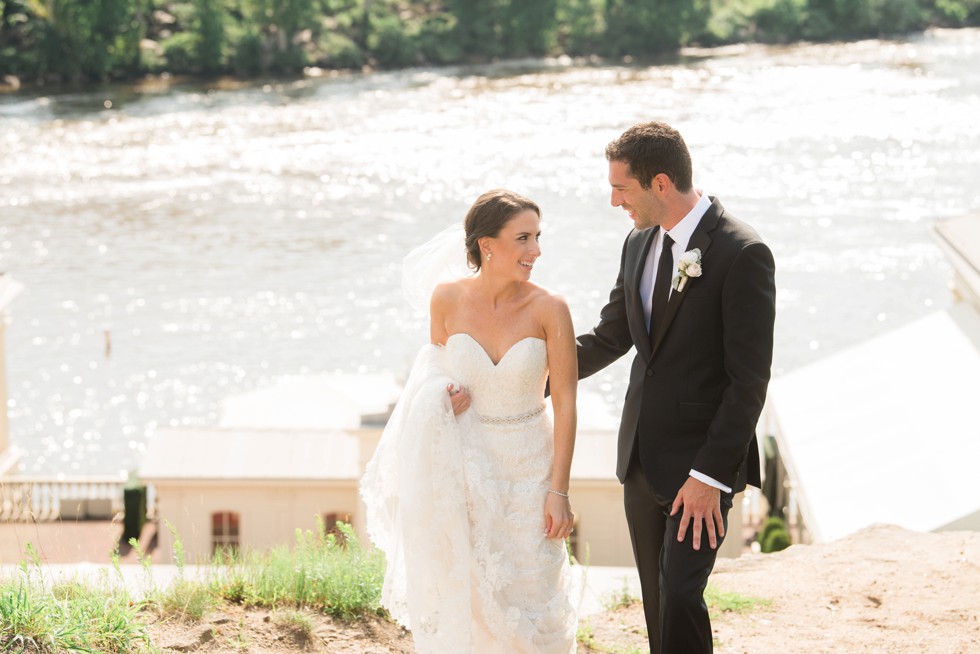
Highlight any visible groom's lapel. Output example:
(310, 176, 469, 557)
(651, 206, 717, 356)
(629, 227, 657, 359)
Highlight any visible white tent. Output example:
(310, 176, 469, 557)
(763, 303, 980, 542)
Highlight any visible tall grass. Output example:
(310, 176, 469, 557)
(144, 522, 217, 621)
(0, 545, 151, 653)
(208, 518, 386, 619)
(1, 518, 386, 653)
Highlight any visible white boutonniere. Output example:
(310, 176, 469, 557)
(672, 248, 702, 292)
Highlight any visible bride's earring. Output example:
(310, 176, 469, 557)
(485, 251, 492, 261)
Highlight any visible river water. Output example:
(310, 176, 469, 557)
(1, 28, 978, 476)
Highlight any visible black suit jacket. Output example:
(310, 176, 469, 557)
(578, 198, 776, 498)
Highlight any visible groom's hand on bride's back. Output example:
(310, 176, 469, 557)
(447, 384, 471, 416)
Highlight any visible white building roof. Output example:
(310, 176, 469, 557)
(139, 429, 361, 481)
(219, 373, 402, 430)
(765, 303, 980, 542)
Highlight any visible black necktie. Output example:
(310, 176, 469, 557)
(651, 233, 674, 339)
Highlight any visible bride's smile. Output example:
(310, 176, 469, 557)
(480, 208, 542, 280)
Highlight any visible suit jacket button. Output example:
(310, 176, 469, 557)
(646, 370, 653, 377)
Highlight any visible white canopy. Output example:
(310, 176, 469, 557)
(765, 303, 980, 542)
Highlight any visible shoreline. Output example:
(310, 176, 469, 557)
(2, 26, 973, 98)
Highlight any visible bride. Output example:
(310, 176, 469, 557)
(360, 189, 579, 653)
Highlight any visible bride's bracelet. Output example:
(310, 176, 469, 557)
(547, 489, 569, 499)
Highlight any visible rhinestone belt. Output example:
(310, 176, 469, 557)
(479, 404, 546, 425)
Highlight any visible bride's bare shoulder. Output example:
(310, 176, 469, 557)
(431, 279, 469, 308)
(526, 282, 570, 310)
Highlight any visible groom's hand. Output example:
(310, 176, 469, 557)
(670, 477, 724, 551)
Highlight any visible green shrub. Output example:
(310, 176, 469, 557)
(758, 516, 787, 544)
(416, 12, 461, 64)
(195, 0, 228, 73)
(762, 528, 791, 553)
(316, 31, 364, 69)
(556, 0, 606, 55)
(754, 0, 807, 41)
(162, 31, 201, 72)
(758, 516, 791, 552)
(367, 14, 416, 68)
(232, 30, 265, 75)
(929, 0, 980, 25)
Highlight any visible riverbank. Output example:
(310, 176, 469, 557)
(1, 0, 976, 90)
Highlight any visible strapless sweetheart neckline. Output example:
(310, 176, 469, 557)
(446, 332, 545, 367)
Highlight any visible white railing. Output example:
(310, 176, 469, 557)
(0, 476, 156, 523)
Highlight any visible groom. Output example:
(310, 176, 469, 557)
(577, 121, 776, 653)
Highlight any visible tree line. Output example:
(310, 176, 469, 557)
(0, 0, 977, 85)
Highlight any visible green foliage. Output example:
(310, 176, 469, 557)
(449, 0, 504, 60)
(758, 515, 791, 553)
(758, 516, 786, 543)
(207, 519, 386, 618)
(0, 547, 151, 653)
(162, 31, 201, 71)
(195, 0, 227, 73)
(604, 0, 711, 55)
(415, 12, 460, 64)
(231, 29, 265, 75)
(316, 30, 364, 68)
(0, 519, 382, 650)
(240, 0, 315, 71)
(154, 578, 219, 619)
(753, 0, 808, 42)
(0, 0, 976, 85)
(705, 582, 772, 613)
(35, 0, 142, 81)
(762, 528, 791, 552)
(367, 14, 415, 67)
(556, 0, 605, 55)
(501, 0, 559, 56)
(931, 0, 980, 25)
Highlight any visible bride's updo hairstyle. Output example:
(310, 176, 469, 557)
(464, 189, 540, 272)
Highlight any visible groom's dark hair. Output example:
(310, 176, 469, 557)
(606, 121, 694, 192)
(464, 189, 540, 272)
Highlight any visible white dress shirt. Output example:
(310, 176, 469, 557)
(638, 193, 732, 494)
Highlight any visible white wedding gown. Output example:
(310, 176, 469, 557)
(360, 333, 577, 653)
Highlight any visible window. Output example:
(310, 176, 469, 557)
(212, 511, 240, 554)
(323, 511, 352, 544)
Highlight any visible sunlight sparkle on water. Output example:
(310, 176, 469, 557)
(0, 31, 976, 474)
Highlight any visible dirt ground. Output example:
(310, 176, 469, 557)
(144, 607, 416, 654)
(145, 524, 980, 653)
(581, 524, 980, 654)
